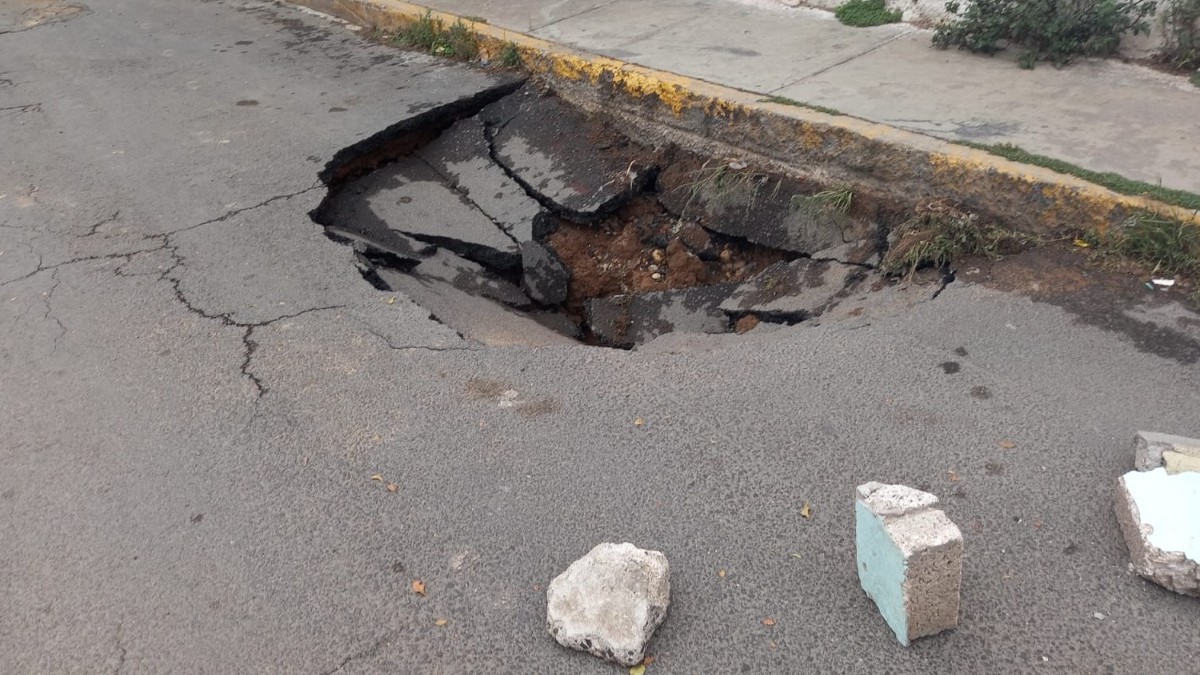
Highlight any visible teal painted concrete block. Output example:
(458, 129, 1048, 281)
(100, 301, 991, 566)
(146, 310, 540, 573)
(856, 482, 963, 646)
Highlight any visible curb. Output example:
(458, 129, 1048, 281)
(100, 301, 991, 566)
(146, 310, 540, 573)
(291, 0, 1199, 233)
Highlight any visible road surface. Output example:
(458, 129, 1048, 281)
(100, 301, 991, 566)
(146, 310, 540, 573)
(1, 0, 1197, 672)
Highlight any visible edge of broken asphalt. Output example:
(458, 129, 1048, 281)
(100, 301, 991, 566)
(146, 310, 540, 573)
(289, 0, 1199, 238)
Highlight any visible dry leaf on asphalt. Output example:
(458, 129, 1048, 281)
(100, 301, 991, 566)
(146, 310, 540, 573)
(434, 618, 448, 627)
(634, 418, 645, 427)
(386, 483, 399, 493)
(762, 617, 776, 627)
(718, 569, 727, 578)
(642, 656, 655, 666)
(370, 474, 384, 482)
(1073, 238, 1090, 248)
(800, 502, 812, 518)
(629, 666, 645, 675)
(411, 580, 426, 596)
(998, 440, 1016, 449)
(948, 471, 961, 482)
(386, 296, 396, 304)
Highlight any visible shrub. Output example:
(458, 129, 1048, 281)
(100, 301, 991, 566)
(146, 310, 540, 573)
(932, 0, 1158, 68)
(1163, 0, 1200, 70)
(835, 0, 903, 27)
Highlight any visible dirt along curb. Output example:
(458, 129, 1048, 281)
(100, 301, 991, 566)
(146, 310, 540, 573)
(290, 0, 1199, 237)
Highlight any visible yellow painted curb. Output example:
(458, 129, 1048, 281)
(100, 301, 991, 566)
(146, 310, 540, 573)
(292, 0, 1199, 232)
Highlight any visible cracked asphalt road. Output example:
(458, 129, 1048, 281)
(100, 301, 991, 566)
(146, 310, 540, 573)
(2, 0, 1199, 673)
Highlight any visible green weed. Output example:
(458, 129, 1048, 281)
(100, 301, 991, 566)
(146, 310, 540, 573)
(834, 0, 902, 28)
(954, 141, 1200, 212)
(394, 12, 480, 60)
(758, 96, 844, 116)
(499, 41, 522, 69)
(882, 200, 1029, 275)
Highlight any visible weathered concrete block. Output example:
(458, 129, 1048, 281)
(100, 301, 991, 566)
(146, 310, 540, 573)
(1115, 468, 1200, 597)
(856, 482, 963, 646)
(546, 542, 670, 666)
(1134, 431, 1200, 473)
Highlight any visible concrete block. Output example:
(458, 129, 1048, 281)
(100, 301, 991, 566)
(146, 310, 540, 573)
(546, 542, 670, 666)
(1115, 468, 1200, 597)
(1133, 431, 1200, 473)
(855, 482, 963, 646)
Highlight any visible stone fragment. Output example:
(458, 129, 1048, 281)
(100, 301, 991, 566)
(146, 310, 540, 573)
(520, 240, 570, 305)
(586, 283, 736, 347)
(417, 116, 543, 242)
(719, 259, 866, 322)
(1133, 431, 1200, 473)
(856, 482, 963, 646)
(323, 157, 520, 271)
(1114, 468, 1200, 596)
(546, 542, 670, 666)
(481, 88, 646, 218)
(657, 162, 874, 255)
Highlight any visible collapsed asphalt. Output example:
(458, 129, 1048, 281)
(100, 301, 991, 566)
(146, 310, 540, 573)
(2, 0, 1199, 673)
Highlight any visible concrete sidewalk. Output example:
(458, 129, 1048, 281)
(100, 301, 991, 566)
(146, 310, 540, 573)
(416, 0, 1200, 194)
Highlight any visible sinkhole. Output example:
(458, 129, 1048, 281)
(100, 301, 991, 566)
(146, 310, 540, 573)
(310, 81, 947, 348)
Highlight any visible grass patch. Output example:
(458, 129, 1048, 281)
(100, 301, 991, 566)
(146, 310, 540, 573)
(834, 0, 902, 28)
(793, 188, 853, 215)
(758, 95, 843, 116)
(394, 12, 479, 60)
(499, 41, 522, 69)
(954, 141, 1200, 212)
(1085, 212, 1200, 277)
(1085, 212, 1200, 305)
(1191, 71, 1200, 88)
(882, 200, 1029, 275)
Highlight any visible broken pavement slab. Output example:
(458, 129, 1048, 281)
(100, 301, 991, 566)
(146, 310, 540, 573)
(719, 259, 867, 323)
(520, 240, 570, 306)
(814, 272, 944, 328)
(586, 283, 736, 347)
(856, 482, 963, 646)
(375, 267, 573, 347)
(1133, 431, 1200, 473)
(322, 156, 521, 271)
(417, 115, 543, 243)
(546, 542, 670, 667)
(1115, 468, 1200, 597)
(656, 162, 874, 256)
(481, 86, 647, 219)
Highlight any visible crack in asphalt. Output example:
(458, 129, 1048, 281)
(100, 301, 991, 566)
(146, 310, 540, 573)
(83, 210, 121, 237)
(112, 621, 127, 675)
(40, 268, 66, 352)
(321, 635, 390, 675)
(365, 326, 479, 353)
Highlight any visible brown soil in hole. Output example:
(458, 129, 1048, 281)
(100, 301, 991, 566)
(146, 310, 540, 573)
(545, 197, 789, 305)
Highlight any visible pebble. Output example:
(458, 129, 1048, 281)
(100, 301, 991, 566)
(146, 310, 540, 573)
(648, 264, 659, 273)
(651, 249, 665, 263)
(651, 272, 663, 281)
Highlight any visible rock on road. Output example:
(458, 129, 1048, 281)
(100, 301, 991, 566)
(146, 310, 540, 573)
(1, 0, 1198, 672)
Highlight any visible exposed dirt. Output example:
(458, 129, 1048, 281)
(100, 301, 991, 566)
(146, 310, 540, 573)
(545, 197, 790, 306)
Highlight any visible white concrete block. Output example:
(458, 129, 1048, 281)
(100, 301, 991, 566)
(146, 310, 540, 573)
(1115, 468, 1200, 597)
(856, 482, 963, 645)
